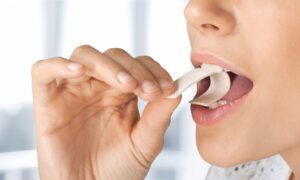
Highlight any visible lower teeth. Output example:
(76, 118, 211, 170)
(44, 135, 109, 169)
(218, 100, 228, 106)
(208, 100, 228, 109)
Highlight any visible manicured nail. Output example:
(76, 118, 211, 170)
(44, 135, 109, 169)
(67, 62, 82, 72)
(159, 79, 173, 89)
(142, 80, 159, 93)
(117, 71, 134, 84)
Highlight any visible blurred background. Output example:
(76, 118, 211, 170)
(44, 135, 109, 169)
(0, 0, 210, 179)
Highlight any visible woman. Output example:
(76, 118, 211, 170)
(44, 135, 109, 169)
(31, 0, 300, 179)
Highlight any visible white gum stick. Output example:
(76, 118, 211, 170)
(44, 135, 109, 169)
(189, 71, 230, 106)
(167, 64, 231, 107)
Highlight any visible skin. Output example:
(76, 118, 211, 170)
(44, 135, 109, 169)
(32, 0, 300, 180)
(184, 0, 300, 179)
(32, 46, 181, 179)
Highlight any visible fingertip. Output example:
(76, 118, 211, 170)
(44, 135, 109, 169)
(158, 79, 174, 90)
(66, 62, 86, 78)
(162, 94, 182, 106)
(116, 71, 135, 84)
(138, 91, 162, 102)
(159, 79, 177, 97)
(173, 95, 182, 106)
(118, 77, 139, 93)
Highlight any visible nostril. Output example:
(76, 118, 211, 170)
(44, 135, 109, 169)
(202, 24, 219, 31)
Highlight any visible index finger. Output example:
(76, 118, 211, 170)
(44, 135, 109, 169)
(70, 45, 138, 93)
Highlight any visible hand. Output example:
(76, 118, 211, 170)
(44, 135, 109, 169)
(31, 45, 181, 180)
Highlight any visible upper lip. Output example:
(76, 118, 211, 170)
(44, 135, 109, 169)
(191, 51, 246, 76)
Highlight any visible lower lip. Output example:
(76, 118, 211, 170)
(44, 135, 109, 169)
(191, 96, 246, 126)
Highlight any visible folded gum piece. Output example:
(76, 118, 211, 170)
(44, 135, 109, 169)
(167, 64, 231, 107)
(189, 71, 230, 106)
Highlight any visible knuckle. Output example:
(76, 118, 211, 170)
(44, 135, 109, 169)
(129, 65, 153, 80)
(130, 67, 141, 76)
(48, 57, 65, 64)
(31, 60, 45, 75)
(72, 44, 93, 57)
(136, 56, 161, 68)
(136, 55, 152, 60)
(31, 57, 65, 76)
(104, 48, 127, 56)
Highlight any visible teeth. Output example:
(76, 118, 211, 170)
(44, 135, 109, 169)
(189, 71, 231, 106)
(167, 63, 231, 110)
(208, 102, 219, 109)
(208, 100, 228, 109)
(218, 100, 228, 106)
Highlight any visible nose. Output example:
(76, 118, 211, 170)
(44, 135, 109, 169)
(184, 1, 236, 36)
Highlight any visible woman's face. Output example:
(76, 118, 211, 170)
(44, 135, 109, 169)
(185, 0, 300, 167)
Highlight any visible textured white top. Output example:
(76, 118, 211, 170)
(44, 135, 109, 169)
(205, 155, 292, 180)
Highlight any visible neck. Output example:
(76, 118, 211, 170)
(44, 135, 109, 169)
(281, 144, 300, 180)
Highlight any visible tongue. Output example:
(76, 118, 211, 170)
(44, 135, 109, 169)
(196, 77, 210, 97)
(222, 75, 253, 101)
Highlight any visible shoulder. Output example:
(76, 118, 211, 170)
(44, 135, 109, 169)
(205, 155, 292, 180)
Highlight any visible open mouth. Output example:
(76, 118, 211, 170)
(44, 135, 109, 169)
(190, 52, 254, 125)
(194, 71, 253, 109)
(191, 69, 253, 125)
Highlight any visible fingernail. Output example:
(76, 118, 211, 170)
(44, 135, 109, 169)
(67, 62, 82, 72)
(159, 79, 173, 89)
(117, 71, 134, 84)
(142, 80, 159, 93)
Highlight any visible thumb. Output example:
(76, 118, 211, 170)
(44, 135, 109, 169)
(132, 96, 182, 158)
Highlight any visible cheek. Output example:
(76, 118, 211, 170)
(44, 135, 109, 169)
(239, 2, 300, 76)
(242, 2, 300, 148)
(196, 10, 300, 167)
(246, 8, 300, 145)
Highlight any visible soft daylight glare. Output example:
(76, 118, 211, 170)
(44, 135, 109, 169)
(62, 0, 132, 57)
(0, 0, 43, 111)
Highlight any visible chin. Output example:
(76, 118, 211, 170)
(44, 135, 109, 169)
(195, 135, 252, 168)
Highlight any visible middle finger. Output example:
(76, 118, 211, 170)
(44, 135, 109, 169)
(104, 48, 163, 101)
